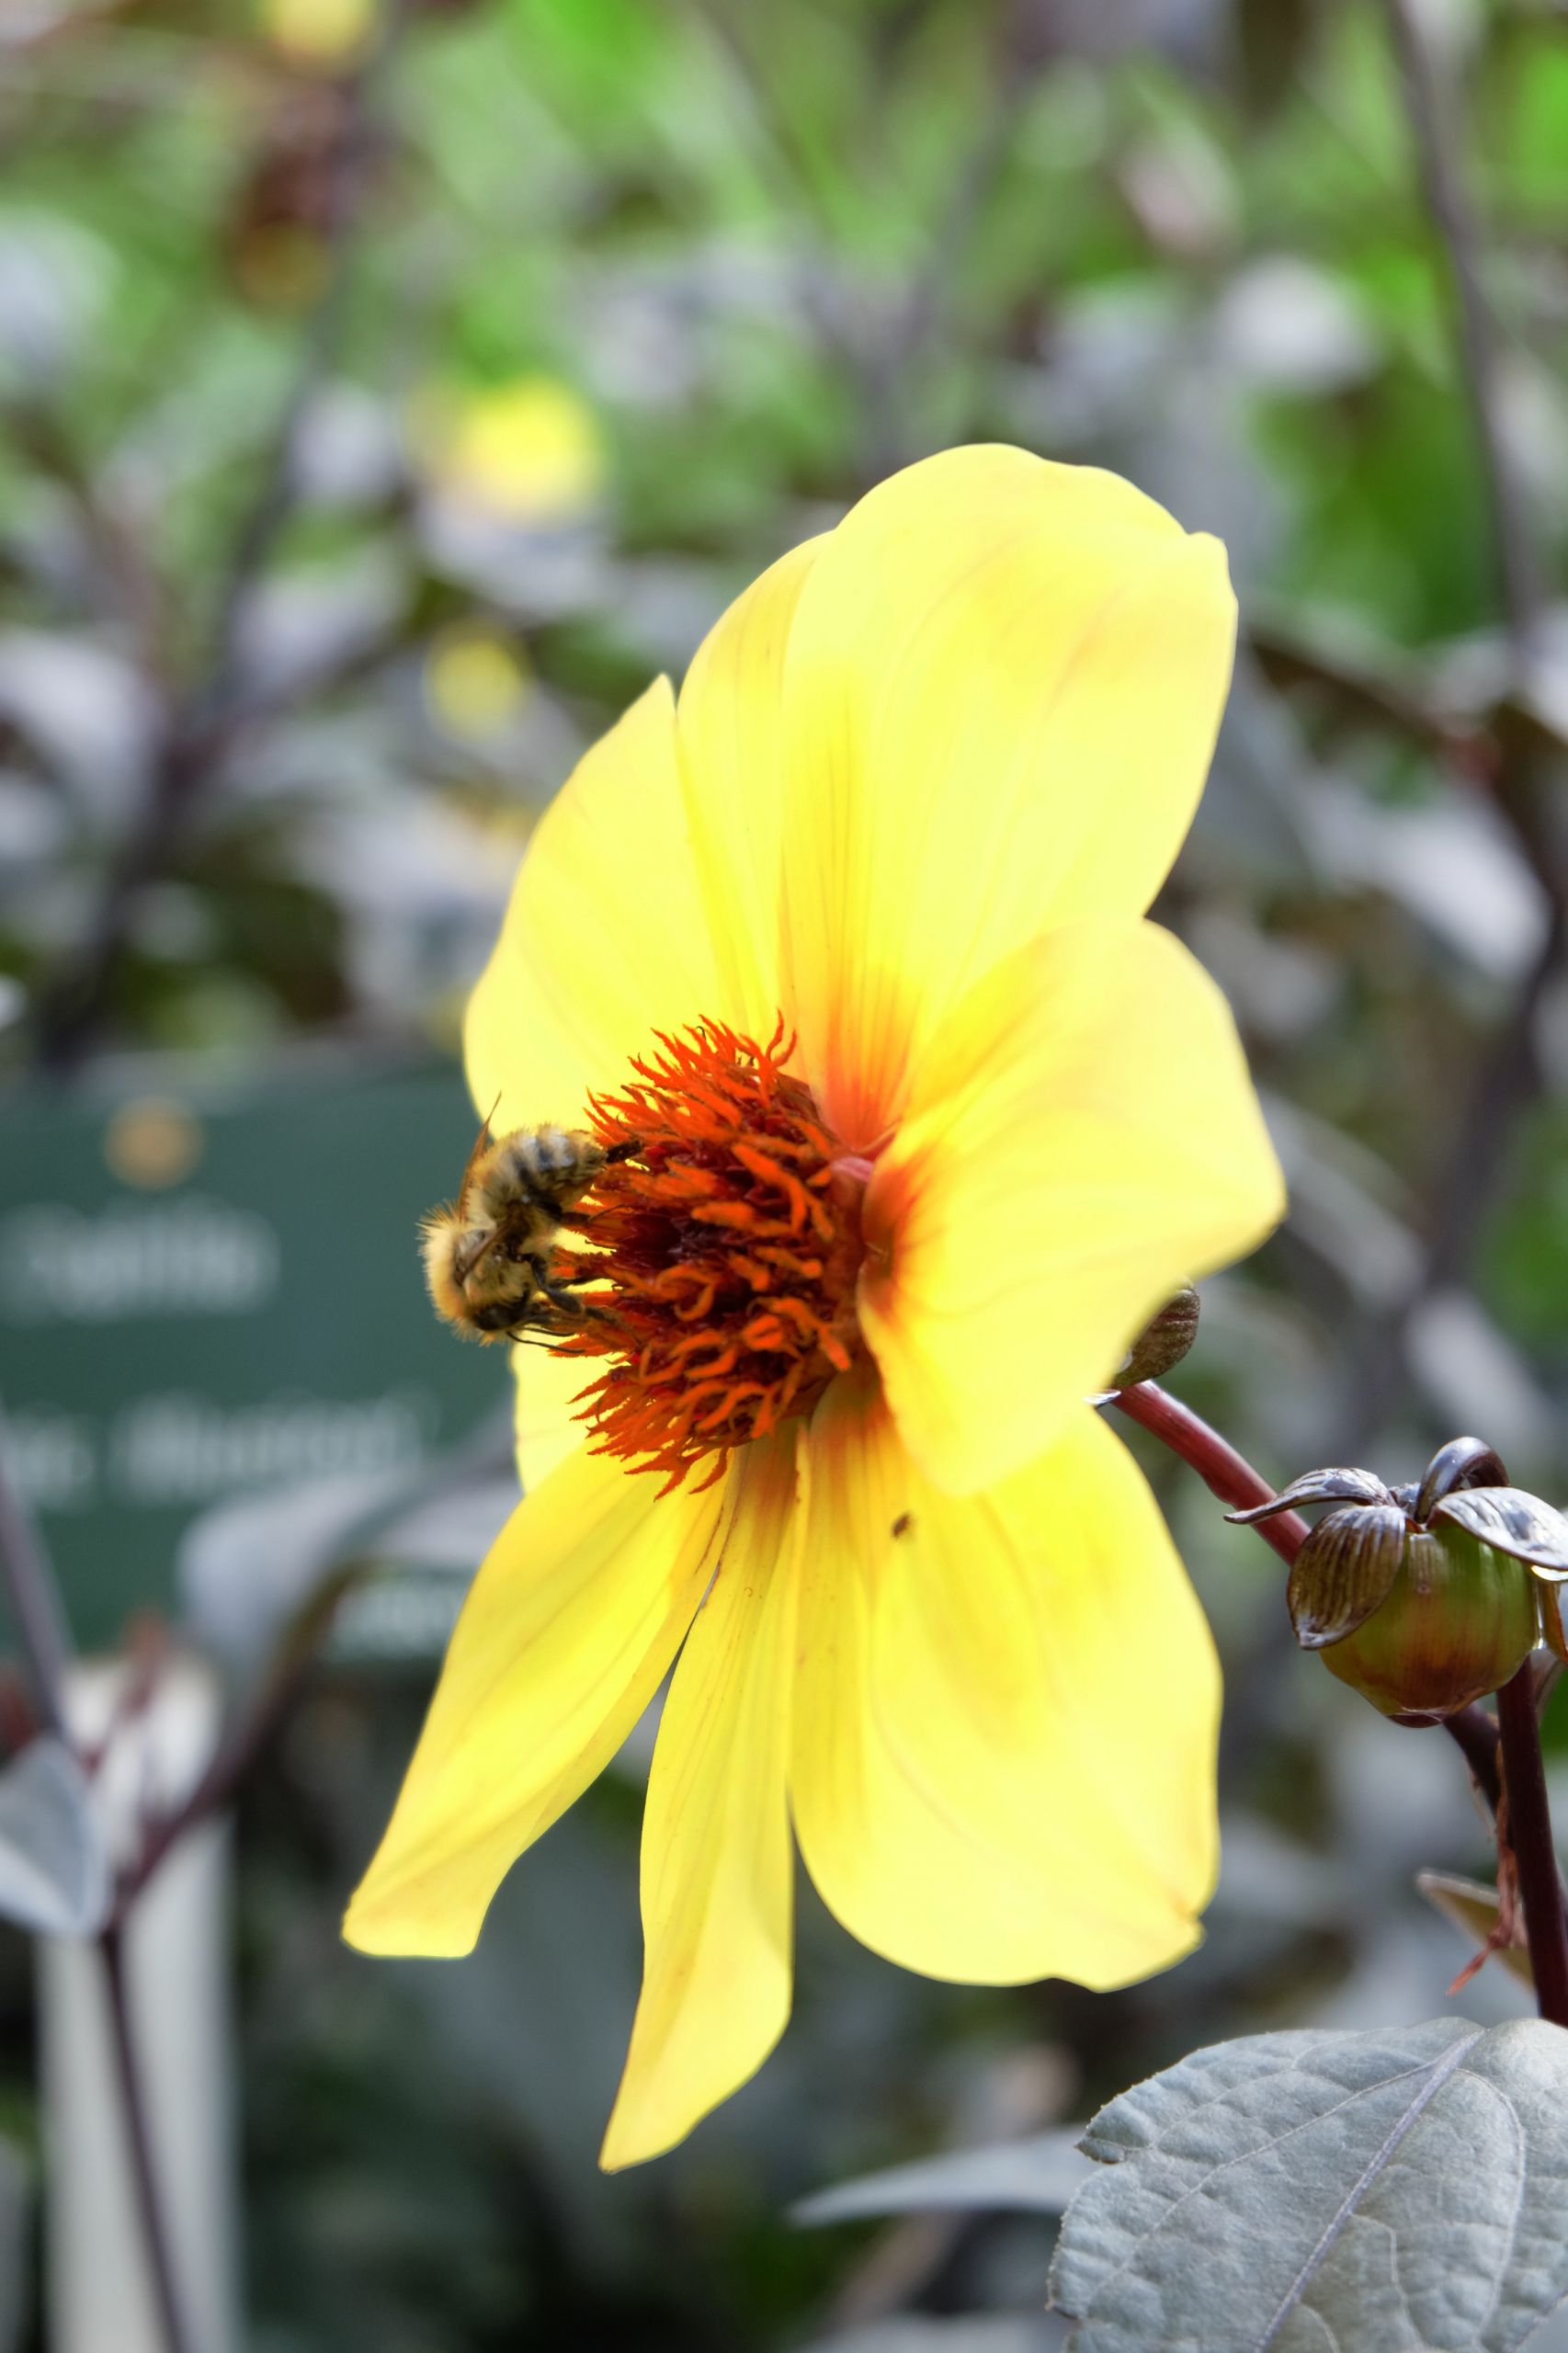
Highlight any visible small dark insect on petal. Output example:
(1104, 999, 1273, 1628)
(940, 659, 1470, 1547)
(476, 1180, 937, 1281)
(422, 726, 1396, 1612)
(1412, 1436, 1509, 1525)
(1226, 1467, 1393, 1526)
(1286, 1504, 1409, 1650)
(891, 1512, 913, 1540)
(1429, 1486, 1568, 1582)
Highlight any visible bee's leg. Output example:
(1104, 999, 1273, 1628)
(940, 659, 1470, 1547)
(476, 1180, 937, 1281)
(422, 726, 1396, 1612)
(537, 1272, 595, 1314)
(538, 1271, 625, 1334)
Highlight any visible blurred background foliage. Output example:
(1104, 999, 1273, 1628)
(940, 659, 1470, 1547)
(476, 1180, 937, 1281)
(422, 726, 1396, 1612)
(3, 0, 1568, 2346)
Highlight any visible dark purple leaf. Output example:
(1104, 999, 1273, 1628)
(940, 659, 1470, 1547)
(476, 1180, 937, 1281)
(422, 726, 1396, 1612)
(1287, 1505, 1408, 1649)
(1429, 1488, 1568, 1582)
(1227, 1467, 1392, 1525)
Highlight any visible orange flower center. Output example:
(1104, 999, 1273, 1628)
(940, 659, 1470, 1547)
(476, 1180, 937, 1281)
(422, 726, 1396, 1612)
(553, 1019, 869, 1492)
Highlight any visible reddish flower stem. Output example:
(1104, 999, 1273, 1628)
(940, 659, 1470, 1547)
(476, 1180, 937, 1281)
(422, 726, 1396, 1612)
(1442, 1699, 1505, 1817)
(1111, 1381, 1311, 1568)
(1496, 1664, 1568, 2029)
(1110, 1381, 1506, 1813)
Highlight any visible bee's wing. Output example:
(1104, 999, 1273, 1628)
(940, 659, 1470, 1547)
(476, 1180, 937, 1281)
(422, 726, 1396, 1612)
(458, 1200, 556, 1286)
(455, 1098, 504, 1217)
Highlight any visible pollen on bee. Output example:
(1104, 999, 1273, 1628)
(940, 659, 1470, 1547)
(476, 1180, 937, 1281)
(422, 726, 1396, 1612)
(417, 1121, 633, 1344)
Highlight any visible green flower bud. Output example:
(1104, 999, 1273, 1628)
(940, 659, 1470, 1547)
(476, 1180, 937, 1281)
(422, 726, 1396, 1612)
(1314, 1521, 1540, 1722)
(1227, 1436, 1568, 1724)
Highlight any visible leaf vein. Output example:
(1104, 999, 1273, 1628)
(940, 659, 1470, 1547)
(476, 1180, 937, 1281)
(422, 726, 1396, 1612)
(1252, 2030, 1484, 2351)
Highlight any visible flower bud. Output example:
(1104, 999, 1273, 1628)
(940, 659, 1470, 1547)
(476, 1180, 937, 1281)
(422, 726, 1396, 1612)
(1313, 1522, 1540, 1722)
(1114, 1286, 1199, 1390)
(1227, 1437, 1568, 1723)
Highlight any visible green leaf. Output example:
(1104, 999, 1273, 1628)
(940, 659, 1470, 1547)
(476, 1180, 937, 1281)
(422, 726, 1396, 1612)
(1048, 2018, 1568, 2351)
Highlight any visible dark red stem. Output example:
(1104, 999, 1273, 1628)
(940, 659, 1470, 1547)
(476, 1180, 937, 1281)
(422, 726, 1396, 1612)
(1496, 1664, 1568, 2029)
(1442, 1699, 1505, 1817)
(0, 1405, 74, 1743)
(1112, 1381, 1311, 1566)
(1110, 1381, 1504, 1811)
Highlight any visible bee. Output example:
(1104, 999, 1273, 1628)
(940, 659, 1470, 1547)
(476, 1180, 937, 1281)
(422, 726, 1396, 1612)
(420, 1120, 638, 1345)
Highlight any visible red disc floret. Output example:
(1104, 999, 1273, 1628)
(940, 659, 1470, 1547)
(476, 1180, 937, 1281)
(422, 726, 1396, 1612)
(553, 1019, 866, 1491)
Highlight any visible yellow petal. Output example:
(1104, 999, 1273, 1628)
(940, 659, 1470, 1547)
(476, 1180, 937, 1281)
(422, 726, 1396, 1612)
(777, 447, 1236, 1146)
(465, 677, 728, 1131)
(791, 1370, 1219, 1988)
(676, 538, 823, 1043)
(512, 1345, 592, 1491)
(860, 919, 1284, 1497)
(343, 1447, 723, 1957)
(600, 1433, 801, 2170)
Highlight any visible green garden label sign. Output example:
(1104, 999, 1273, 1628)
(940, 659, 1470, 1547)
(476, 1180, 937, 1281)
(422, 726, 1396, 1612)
(0, 1057, 505, 1652)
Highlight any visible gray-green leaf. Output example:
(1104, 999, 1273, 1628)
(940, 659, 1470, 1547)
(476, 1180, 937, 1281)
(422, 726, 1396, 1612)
(1048, 2017, 1568, 2351)
(793, 2131, 1093, 2226)
(0, 1737, 110, 1938)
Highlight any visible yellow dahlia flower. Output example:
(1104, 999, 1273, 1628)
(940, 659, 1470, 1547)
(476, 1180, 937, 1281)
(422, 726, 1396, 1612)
(344, 445, 1285, 2169)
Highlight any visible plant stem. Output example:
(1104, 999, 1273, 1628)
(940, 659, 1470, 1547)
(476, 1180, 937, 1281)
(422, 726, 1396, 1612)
(1495, 1664, 1568, 2029)
(1335, 2, 1564, 1454)
(1110, 1381, 1504, 1812)
(110, 1562, 359, 1930)
(100, 1926, 195, 2353)
(1443, 1699, 1505, 1820)
(0, 1403, 74, 1745)
(32, 0, 411, 1070)
(1381, 0, 1543, 648)
(0, 1422, 199, 2346)
(1112, 1381, 1310, 1568)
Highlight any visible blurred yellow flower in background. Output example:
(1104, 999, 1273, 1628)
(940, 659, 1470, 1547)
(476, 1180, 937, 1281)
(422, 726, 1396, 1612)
(424, 625, 533, 744)
(260, 0, 376, 68)
(344, 446, 1285, 2168)
(417, 376, 608, 525)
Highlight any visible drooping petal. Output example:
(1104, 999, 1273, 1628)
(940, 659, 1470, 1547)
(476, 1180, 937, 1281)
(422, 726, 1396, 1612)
(343, 1446, 724, 1957)
(791, 1370, 1220, 1988)
(465, 678, 729, 1131)
(600, 1431, 801, 2171)
(859, 919, 1284, 1497)
(676, 539, 823, 1042)
(777, 446, 1237, 1146)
